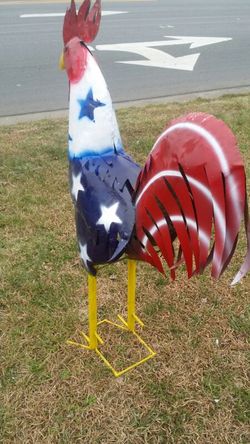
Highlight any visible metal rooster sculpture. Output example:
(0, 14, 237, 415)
(60, 0, 250, 376)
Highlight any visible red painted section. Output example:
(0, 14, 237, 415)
(63, 0, 101, 45)
(131, 113, 250, 281)
(64, 37, 88, 83)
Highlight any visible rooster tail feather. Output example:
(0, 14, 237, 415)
(231, 201, 250, 285)
(131, 112, 250, 283)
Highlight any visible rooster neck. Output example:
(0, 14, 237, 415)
(68, 52, 124, 159)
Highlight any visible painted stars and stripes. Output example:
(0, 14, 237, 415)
(69, 109, 249, 283)
(68, 48, 124, 159)
(70, 153, 140, 275)
(63, 0, 250, 284)
(77, 200, 123, 270)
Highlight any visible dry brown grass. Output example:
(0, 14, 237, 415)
(0, 94, 249, 443)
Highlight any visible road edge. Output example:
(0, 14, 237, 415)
(1, 86, 250, 126)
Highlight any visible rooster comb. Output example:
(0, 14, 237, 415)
(63, 0, 101, 45)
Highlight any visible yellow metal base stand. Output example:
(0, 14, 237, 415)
(67, 260, 156, 377)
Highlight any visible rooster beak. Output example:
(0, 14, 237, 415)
(59, 51, 65, 70)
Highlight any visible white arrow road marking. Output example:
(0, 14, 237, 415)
(20, 11, 128, 18)
(96, 36, 232, 71)
(117, 47, 200, 71)
(164, 35, 232, 49)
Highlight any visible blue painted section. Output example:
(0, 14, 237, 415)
(68, 145, 123, 160)
(69, 152, 141, 274)
(78, 87, 105, 121)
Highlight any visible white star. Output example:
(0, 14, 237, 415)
(96, 202, 122, 232)
(71, 172, 85, 201)
(79, 242, 91, 267)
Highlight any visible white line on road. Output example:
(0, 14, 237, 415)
(96, 36, 232, 71)
(20, 11, 128, 18)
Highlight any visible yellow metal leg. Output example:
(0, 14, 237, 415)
(127, 259, 136, 331)
(118, 259, 144, 331)
(88, 274, 98, 349)
(67, 261, 156, 377)
(67, 273, 100, 350)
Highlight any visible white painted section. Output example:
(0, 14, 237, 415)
(71, 172, 85, 201)
(68, 52, 123, 158)
(20, 11, 128, 18)
(79, 243, 91, 267)
(96, 202, 122, 232)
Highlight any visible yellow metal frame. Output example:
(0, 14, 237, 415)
(67, 260, 156, 377)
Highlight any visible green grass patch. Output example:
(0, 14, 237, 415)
(1, 94, 250, 443)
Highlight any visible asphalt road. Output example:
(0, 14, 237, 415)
(0, 0, 250, 117)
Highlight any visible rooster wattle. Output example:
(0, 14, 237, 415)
(60, 0, 250, 376)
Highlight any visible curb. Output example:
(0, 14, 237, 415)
(1, 86, 250, 126)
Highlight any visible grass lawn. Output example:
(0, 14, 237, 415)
(0, 94, 249, 443)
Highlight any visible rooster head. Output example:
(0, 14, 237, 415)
(59, 0, 101, 83)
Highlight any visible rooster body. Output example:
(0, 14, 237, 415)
(62, 0, 250, 283)
(66, 37, 140, 274)
(61, 0, 250, 376)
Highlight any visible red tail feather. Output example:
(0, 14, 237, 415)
(130, 113, 250, 283)
(63, 0, 101, 45)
